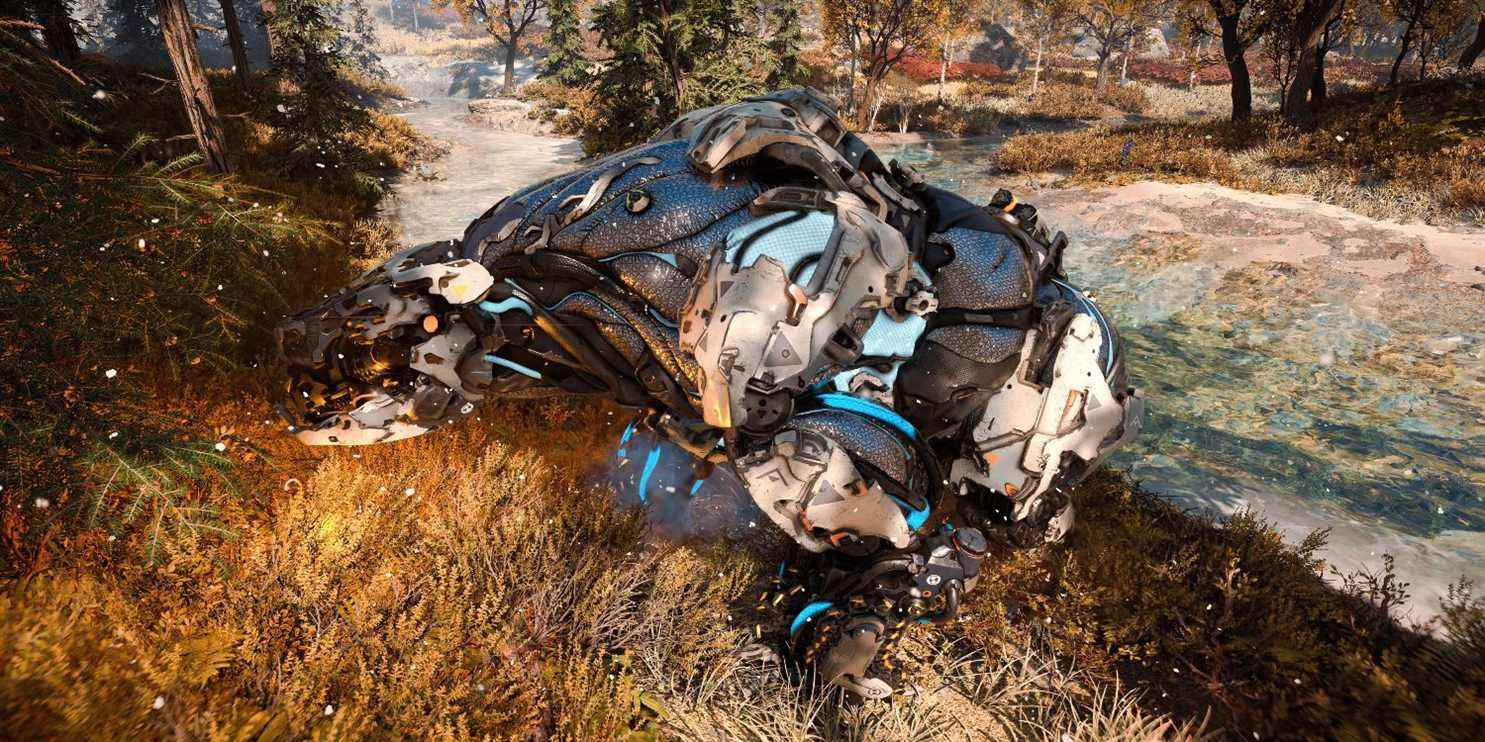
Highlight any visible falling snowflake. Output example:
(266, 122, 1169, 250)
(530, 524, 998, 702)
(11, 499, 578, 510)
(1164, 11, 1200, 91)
(153, 696, 165, 710)
(104, 368, 118, 378)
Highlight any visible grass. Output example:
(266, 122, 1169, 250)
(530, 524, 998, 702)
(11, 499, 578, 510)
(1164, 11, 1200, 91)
(992, 77, 1485, 225)
(373, 22, 502, 63)
(6, 388, 1482, 738)
(0, 23, 416, 572)
(4, 26, 1485, 741)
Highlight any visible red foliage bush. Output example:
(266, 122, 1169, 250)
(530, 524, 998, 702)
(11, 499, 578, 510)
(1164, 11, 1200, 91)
(898, 53, 1004, 84)
(1127, 59, 1232, 86)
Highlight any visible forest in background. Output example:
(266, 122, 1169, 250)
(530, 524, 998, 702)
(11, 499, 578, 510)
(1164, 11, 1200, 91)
(2, 1, 1484, 739)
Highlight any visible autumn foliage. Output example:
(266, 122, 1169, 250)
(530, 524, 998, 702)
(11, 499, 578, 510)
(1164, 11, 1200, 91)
(896, 52, 1005, 83)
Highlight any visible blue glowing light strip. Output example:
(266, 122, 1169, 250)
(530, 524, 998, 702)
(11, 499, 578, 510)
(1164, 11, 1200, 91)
(813, 392, 918, 441)
(477, 296, 533, 315)
(888, 495, 931, 530)
(616, 421, 636, 459)
(637, 446, 662, 503)
(790, 600, 834, 636)
(812, 392, 928, 528)
(484, 354, 541, 379)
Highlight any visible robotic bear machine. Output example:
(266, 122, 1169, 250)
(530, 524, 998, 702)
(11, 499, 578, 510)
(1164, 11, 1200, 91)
(275, 89, 1143, 698)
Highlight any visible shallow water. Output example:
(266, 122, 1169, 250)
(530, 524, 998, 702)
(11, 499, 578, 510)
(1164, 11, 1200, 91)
(380, 60, 1483, 619)
(381, 55, 583, 243)
(881, 140, 1485, 618)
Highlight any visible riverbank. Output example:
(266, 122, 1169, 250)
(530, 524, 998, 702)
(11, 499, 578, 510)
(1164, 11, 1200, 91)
(1033, 179, 1485, 616)
(991, 77, 1485, 226)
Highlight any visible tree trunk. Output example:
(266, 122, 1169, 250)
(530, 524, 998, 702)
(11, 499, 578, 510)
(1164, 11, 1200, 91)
(412, 0, 420, 31)
(156, 0, 232, 173)
(1311, 41, 1327, 105)
(38, 0, 81, 62)
(218, 0, 250, 82)
(1284, 42, 1318, 117)
(1190, 38, 1202, 90)
(1389, 24, 1415, 86)
(259, 0, 277, 59)
(863, 73, 882, 131)
(503, 41, 516, 92)
(938, 36, 948, 102)
(846, 32, 859, 116)
(1032, 35, 1044, 97)
(1218, 15, 1252, 121)
(1459, 15, 1485, 70)
(1283, 0, 1343, 119)
(1095, 51, 1110, 91)
(1120, 35, 1132, 83)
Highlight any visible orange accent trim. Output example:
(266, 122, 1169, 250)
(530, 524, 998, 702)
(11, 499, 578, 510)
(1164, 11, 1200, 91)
(1001, 195, 1018, 213)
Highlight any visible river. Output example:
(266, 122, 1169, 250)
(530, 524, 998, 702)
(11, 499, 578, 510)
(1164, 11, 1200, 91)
(379, 60, 1484, 621)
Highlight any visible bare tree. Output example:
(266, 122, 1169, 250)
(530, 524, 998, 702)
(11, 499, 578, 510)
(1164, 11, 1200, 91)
(441, 0, 545, 93)
(931, 0, 988, 102)
(1077, 0, 1160, 90)
(820, 0, 948, 131)
(155, 0, 232, 172)
(1020, 0, 1079, 97)
(1384, 0, 1454, 84)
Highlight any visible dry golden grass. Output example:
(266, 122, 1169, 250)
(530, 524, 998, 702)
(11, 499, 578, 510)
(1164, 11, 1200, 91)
(993, 78, 1485, 225)
(373, 23, 501, 63)
(0, 389, 1219, 740)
